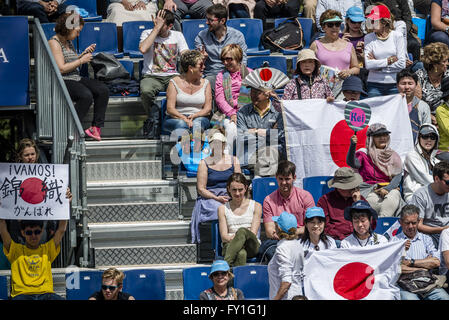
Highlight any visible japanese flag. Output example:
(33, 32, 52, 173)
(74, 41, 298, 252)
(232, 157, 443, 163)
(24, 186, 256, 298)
(281, 95, 414, 188)
(384, 220, 403, 241)
(303, 240, 406, 300)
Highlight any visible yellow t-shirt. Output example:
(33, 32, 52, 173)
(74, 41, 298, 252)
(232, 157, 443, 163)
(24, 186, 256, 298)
(4, 239, 60, 297)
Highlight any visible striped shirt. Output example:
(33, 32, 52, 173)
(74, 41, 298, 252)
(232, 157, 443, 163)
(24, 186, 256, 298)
(392, 231, 439, 260)
(51, 36, 81, 81)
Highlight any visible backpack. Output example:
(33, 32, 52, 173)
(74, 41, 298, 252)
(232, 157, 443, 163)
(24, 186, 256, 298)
(261, 17, 304, 53)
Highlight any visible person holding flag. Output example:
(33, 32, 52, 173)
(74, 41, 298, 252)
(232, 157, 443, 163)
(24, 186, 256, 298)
(340, 200, 388, 248)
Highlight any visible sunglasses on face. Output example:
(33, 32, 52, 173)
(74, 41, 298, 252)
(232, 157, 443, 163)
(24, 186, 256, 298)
(221, 57, 234, 62)
(349, 20, 362, 24)
(101, 284, 118, 291)
(25, 229, 42, 236)
(326, 22, 341, 28)
(420, 134, 437, 141)
(212, 271, 228, 277)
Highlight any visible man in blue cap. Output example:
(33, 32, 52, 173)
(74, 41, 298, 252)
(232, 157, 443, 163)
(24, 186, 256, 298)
(340, 200, 388, 248)
(339, 75, 367, 101)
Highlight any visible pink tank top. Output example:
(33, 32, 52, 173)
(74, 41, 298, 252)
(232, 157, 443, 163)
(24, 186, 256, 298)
(315, 40, 352, 71)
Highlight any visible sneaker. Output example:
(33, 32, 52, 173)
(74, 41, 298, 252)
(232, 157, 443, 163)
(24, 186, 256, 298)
(85, 126, 101, 141)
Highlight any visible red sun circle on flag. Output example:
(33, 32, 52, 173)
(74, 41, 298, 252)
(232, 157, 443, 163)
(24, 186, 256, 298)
(333, 262, 375, 300)
(329, 120, 368, 167)
(259, 68, 272, 82)
(19, 177, 47, 204)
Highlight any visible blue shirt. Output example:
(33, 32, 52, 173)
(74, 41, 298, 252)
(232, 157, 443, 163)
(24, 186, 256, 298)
(194, 26, 247, 76)
(392, 231, 440, 260)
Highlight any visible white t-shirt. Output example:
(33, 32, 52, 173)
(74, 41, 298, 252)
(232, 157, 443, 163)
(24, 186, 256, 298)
(139, 29, 188, 76)
(439, 228, 449, 275)
(300, 236, 337, 260)
(340, 233, 388, 248)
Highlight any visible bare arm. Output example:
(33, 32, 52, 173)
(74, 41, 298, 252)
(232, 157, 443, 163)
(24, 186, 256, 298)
(401, 255, 440, 272)
(218, 205, 233, 243)
(264, 221, 279, 240)
(431, 2, 447, 32)
(417, 219, 449, 235)
(250, 202, 262, 236)
(48, 39, 92, 74)
(273, 282, 291, 300)
(53, 220, 68, 248)
(443, 250, 449, 271)
(0, 219, 11, 254)
(166, 79, 190, 123)
(196, 160, 229, 203)
(139, 10, 166, 54)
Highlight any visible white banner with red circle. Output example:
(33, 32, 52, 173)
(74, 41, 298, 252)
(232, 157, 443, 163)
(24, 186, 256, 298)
(281, 94, 414, 188)
(303, 240, 406, 300)
(0, 163, 69, 220)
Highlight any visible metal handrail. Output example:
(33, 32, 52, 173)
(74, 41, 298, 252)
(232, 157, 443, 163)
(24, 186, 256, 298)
(32, 18, 89, 267)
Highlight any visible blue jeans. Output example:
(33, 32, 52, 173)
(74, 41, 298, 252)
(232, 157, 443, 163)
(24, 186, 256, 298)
(17, 0, 67, 23)
(400, 287, 449, 300)
(366, 82, 399, 98)
(12, 293, 65, 300)
(428, 30, 449, 48)
(162, 116, 210, 136)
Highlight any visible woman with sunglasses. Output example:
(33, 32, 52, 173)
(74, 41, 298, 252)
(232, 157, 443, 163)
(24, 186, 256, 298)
(364, 4, 407, 97)
(215, 44, 252, 151)
(310, 10, 360, 81)
(403, 124, 440, 203)
(342, 6, 366, 68)
(89, 268, 135, 300)
(300, 207, 336, 259)
(200, 260, 244, 300)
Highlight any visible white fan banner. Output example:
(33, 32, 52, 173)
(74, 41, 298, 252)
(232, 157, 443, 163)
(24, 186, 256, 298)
(0, 163, 69, 220)
(281, 94, 414, 188)
(303, 240, 406, 300)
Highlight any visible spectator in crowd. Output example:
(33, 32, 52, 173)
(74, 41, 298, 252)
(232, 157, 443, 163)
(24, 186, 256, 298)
(195, 4, 248, 90)
(172, 129, 211, 175)
(339, 75, 366, 101)
(397, 69, 432, 141)
(300, 207, 337, 258)
(310, 9, 360, 91)
(317, 167, 364, 244)
(89, 268, 135, 300)
(393, 204, 449, 300)
(403, 124, 440, 203)
(200, 260, 244, 300)
(190, 130, 241, 243)
(365, 0, 421, 63)
(162, 49, 212, 135)
(236, 70, 287, 165)
(439, 227, 449, 279)
(303, 0, 318, 25)
(17, 0, 67, 23)
(215, 44, 252, 152)
(253, 0, 301, 29)
(347, 123, 403, 217)
(0, 219, 68, 300)
(217, 0, 255, 18)
(415, 42, 449, 113)
(436, 77, 449, 159)
(315, 0, 363, 33)
(259, 161, 314, 262)
(410, 0, 431, 16)
(410, 161, 449, 248)
(268, 211, 305, 300)
(106, 0, 157, 27)
(340, 200, 388, 248)
(48, 13, 109, 142)
(429, 0, 449, 47)
(272, 49, 333, 112)
(364, 4, 407, 97)
(164, 0, 213, 32)
(218, 173, 262, 267)
(139, 9, 189, 139)
(342, 6, 366, 68)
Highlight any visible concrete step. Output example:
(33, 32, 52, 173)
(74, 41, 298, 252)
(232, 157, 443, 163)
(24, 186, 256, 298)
(89, 221, 190, 248)
(87, 201, 179, 223)
(94, 244, 197, 267)
(86, 160, 162, 182)
(87, 180, 177, 205)
(85, 139, 161, 162)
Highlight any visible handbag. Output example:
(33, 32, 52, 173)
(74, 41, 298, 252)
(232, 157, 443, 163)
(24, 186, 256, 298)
(397, 269, 445, 295)
(90, 52, 130, 81)
(261, 17, 304, 53)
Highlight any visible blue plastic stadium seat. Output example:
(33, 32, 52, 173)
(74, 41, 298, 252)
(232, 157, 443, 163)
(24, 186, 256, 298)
(122, 21, 154, 58)
(233, 265, 269, 300)
(65, 270, 103, 300)
(41, 22, 56, 40)
(64, 0, 102, 21)
(252, 177, 278, 205)
(0, 275, 8, 300)
(122, 269, 166, 300)
(412, 17, 427, 43)
(247, 56, 288, 74)
(302, 176, 334, 204)
(182, 19, 207, 49)
(78, 22, 123, 58)
(182, 266, 213, 300)
(374, 217, 400, 235)
(226, 18, 270, 56)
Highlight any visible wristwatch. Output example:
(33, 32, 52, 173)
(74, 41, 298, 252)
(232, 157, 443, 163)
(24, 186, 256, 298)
(410, 258, 415, 267)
